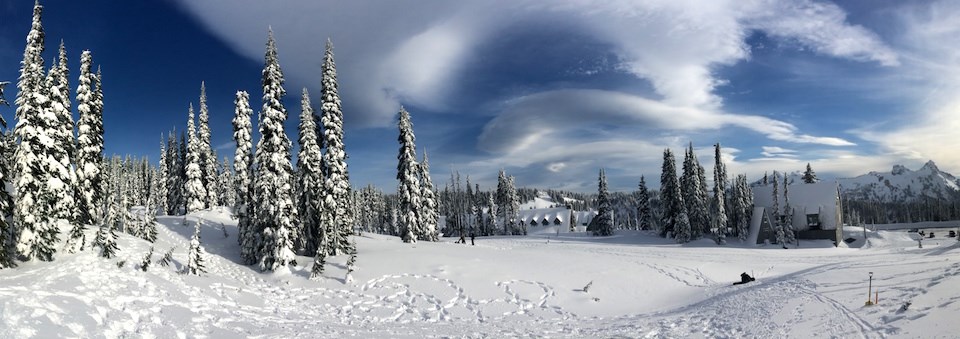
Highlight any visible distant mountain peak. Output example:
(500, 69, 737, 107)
(841, 159, 958, 202)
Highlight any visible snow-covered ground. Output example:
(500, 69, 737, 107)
(1, 210, 958, 338)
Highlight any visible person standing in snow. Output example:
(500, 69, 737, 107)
(470, 232, 475, 246)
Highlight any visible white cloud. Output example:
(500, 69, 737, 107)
(760, 146, 797, 158)
(173, 0, 901, 190)
(477, 89, 854, 155)
(847, 0, 960, 176)
(174, 0, 897, 127)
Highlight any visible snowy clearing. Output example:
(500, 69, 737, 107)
(0, 210, 958, 338)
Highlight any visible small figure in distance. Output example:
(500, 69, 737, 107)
(733, 272, 755, 285)
(470, 232, 475, 246)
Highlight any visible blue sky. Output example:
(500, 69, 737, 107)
(1, 0, 959, 192)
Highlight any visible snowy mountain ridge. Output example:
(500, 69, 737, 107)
(753, 160, 960, 203)
(839, 160, 960, 202)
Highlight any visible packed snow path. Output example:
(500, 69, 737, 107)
(0, 212, 957, 338)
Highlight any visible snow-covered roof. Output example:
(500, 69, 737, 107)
(518, 207, 569, 224)
(753, 181, 839, 213)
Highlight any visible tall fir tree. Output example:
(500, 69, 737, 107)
(507, 176, 522, 235)
(197, 82, 218, 208)
(772, 172, 785, 246)
(732, 174, 753, 241)
(13, 0, 60, 261)
(660, 149, 691, 242)
(396, 107, 422, 243)
(318, 39, 353, 255)
(712, 143, 728, 244)
(165, 131, 181, 215)
(297, 88, 324, 256)
(253, 29, 297, 271)
(48, 41, 77, 223)
(184, 104, 207, 213)
(178, 131, 188, 212)
(681, 143, 708, 239)
(783, 176, 796, 245)
(485, 192, 497, 236)
(637, 176, 652, 231)
(219, 157, 234, 207)
(232, 91, 257, 265)
(802, 163, 818, 184)
(157, 138, 169, 215)
(659, 149, 679, 237)
(418, 150, 439, 241)
(593, 169, 614, 236)
(0, 81, 14, 266)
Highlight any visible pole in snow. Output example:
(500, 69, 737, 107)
(865, 272, 874, 306)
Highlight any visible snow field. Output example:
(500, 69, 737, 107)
(0, 210, 957, 337)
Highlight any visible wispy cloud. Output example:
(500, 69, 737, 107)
(173, 0, 904, 190)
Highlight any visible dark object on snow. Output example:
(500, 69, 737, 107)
(928, 232, 935, 238)
(844, 237, 856, 244)
(899, 301, 912, 312)
(948, 231, 956, 238)
(583, 280, 594, 293)
(470, 233, 475, 246)
(455, 234, 466, 244)
(733, 272, 755, 285)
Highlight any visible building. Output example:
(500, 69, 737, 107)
(750, 181, 844, 246)
(518, 207, 598, 235)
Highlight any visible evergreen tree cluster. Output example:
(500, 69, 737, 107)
(2, 1, 109, 264)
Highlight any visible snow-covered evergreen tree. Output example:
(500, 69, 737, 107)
(184, 104, 207, 213)
(345, 239, 357, 284)
(318, 39, 353, 255)
(593, 169, 614, 236)
(94, 185, 119, 259)
(167, 131, 182, 215)
(418, 150, 439, 241)
(772, 172, 785, 246)
(712, 143, 728, 245)
(802, 163, 818, 184)
(13, 0, 61, 261)
(197, 82, 218, 209)
(660, 149, 691, 242)
(253, 29, 297, 271)
(157, 138, 169, 215)
(396, 107, 422, 243)
(232, 91, 257, 265)
(496, 170, 521, 235)
(659, 149, 679, 237)
(485, 192, 497, 236)
(783, 177, 795, 245)
(732, 174, 753, 241)
(48, 41, 77, 223)
(219, 157, 234, 207)
(681, 143, 708, 240)
(473, 183, 486, 235)
(0, 82, 15, 266)
(507, 176, 521, 235)
(185, 219, 206, 275)
(142, 171, 159, 243)
(637, 176, 652, 231)
(297, 88, 324, 256)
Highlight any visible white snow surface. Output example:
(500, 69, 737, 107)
(0, 209, 958, 338)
